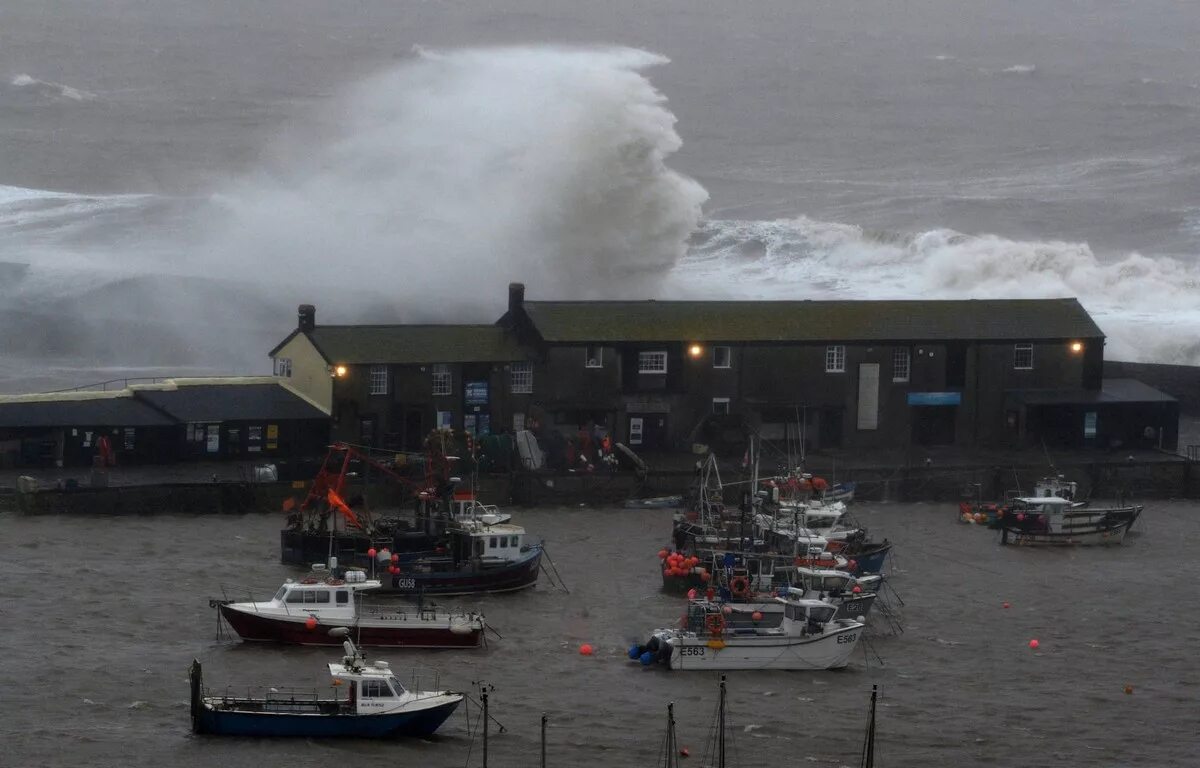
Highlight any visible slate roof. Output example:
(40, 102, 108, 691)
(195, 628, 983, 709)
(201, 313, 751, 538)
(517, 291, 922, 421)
(1009, 378, 1177, 406)
(303, 325, 526, 365)
(0, 395, 174, 428)
(519, 298, 1105, 343)
(133, 383, 328, 422)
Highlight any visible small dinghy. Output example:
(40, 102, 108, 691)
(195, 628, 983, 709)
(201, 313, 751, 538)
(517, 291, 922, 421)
(189, 629, 463, 738)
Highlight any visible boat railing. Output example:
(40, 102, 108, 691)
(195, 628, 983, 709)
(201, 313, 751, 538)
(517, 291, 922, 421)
(398, 666, 443, 693)
(206, 684, 335, 708)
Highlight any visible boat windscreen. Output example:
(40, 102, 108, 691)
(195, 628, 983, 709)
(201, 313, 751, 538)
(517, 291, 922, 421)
(273, 586, 288, 601)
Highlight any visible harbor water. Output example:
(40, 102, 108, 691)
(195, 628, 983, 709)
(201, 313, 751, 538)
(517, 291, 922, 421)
(2, 502, 1198, 766)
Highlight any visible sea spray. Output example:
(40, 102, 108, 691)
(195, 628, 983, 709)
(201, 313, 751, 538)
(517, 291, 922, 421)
(670, 216, 1200, 363)
(200, 46, 708, 317)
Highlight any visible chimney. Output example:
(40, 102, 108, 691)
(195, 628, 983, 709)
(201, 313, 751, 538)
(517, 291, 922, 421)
(298, 304, 316, 333)
(508, 282, 525, 314)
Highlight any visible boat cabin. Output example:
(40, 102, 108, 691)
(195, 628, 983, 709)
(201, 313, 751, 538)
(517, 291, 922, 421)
(459, 523, 527, 562)
(1033, 476, 1077, 500)
(779, 598, 839, 633)
(789, 568, 857, 596)
(259, 573, 380, 615)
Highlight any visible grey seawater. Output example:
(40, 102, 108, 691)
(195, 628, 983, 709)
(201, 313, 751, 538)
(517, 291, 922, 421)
(2, 502, 1199, 767)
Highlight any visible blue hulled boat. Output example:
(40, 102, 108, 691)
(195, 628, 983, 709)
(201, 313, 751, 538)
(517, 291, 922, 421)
(189, 632, 463, 738)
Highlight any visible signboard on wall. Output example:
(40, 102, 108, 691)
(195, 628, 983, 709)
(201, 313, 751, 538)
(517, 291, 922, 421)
(907, 392, 962, 406)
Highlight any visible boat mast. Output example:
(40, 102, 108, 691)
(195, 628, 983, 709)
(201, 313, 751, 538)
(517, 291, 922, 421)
(859, 684, 877, 768)
(482, 686, 489, 768)
(717, 675, 727, 768)
(664, 702, 679, 768)
(541, 712, 547, 768)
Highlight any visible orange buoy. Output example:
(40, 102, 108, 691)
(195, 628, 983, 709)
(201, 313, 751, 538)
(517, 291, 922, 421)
(1123, 684, 1133, 695)
(305, 616, 318, 630)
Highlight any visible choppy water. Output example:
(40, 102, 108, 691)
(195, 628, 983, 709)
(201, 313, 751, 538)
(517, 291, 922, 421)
(2, 502, 1198, 767)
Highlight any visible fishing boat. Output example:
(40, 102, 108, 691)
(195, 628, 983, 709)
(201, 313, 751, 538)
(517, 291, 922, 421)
(279, 439, 542, 595)
(216, 570, 486, 648)
(188, 630, 463, 738)
(999, 496, 1141, 546)
(634, 594, 864, 670)
(960, 474, 1084, 527)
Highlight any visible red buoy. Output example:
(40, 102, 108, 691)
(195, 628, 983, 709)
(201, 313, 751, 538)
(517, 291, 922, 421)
(579, 643, 594, 656)
(367, 547, 377, 558)
(1029, 639, 1040, 650)
(852, 585, 863, 594)
(751, 611, 763, 622)
(1003, 601, 1011, 609)
(305, 616, 318, 630)
(391, 553, 400, 563)
(658, 549, 669, 560)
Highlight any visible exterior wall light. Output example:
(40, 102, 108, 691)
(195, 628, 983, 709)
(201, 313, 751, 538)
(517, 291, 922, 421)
(1070, 342, 1084, 353)
(332, 364, 348, 378)
(688, 344, 703, 358)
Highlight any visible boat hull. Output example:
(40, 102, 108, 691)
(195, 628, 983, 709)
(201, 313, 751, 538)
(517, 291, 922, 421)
(218, 605, 483, 648)
(665, 626, 863, 670)
(194, 697, 461, 738)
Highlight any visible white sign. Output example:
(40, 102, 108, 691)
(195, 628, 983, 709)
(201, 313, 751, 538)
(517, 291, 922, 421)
(629, 417, 644, 446)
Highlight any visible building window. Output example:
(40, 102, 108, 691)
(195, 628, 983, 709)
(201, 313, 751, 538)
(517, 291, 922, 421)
(585, 346, 603, 368)
(273, 357, 292, 377)
(369, 365, 388, 395)
(713, 346, 731, 369)
(892, 348, 910, 382)
(638, 351, 668, 374)
(513, 412, 526, 432)
(1014, 343, 1034, 370)
(510, 362, 533, 394)
(825, 345, 846, 373)
(432, 364, 452, 396)
(712, 397, 731, 415)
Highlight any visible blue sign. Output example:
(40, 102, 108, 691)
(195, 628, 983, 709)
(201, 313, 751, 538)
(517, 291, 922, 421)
(907, 392, 962, 406)
(464, 381, 489, 406)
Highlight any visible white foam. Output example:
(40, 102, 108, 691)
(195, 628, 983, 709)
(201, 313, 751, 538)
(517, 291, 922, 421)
(669, 216, 1200, 364)
(9, 73, 95, 101)
(1001, 64, 1037, 75)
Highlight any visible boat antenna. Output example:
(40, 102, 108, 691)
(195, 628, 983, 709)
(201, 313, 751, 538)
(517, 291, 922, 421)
(859, 684, 878, 768)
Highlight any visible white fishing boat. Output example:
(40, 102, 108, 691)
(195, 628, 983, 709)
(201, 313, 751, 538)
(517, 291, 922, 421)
(635, 595, 864, 671)
(999, 496, 1140, 546)
(216, 569, 486, 648)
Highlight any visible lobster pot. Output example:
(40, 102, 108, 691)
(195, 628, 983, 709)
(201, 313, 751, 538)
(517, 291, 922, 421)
(685, 603, 711, 633)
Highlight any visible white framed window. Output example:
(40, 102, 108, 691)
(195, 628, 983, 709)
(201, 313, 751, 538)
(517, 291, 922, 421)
(713, 346, 731, 369)
(369, 365, 388, 395)
(510, 361, 533, 394)
(432, 364, 452, 396)
(1014, 343, 1034, 370)
(712, 397, 731, 415)
(638, 351, 668, 374)
(825, 345, 846, 373)
(273, 357, 292, 378)
(585, 346, 603, 368)
(513, 412, 526, 432)
(892, 348, 910, 382)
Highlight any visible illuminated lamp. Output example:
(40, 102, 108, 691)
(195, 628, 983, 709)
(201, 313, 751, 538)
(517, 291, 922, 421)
(1070, 341, 1084, 353)
(688, 344, 703, 358)
(333, 364, 348, 378)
